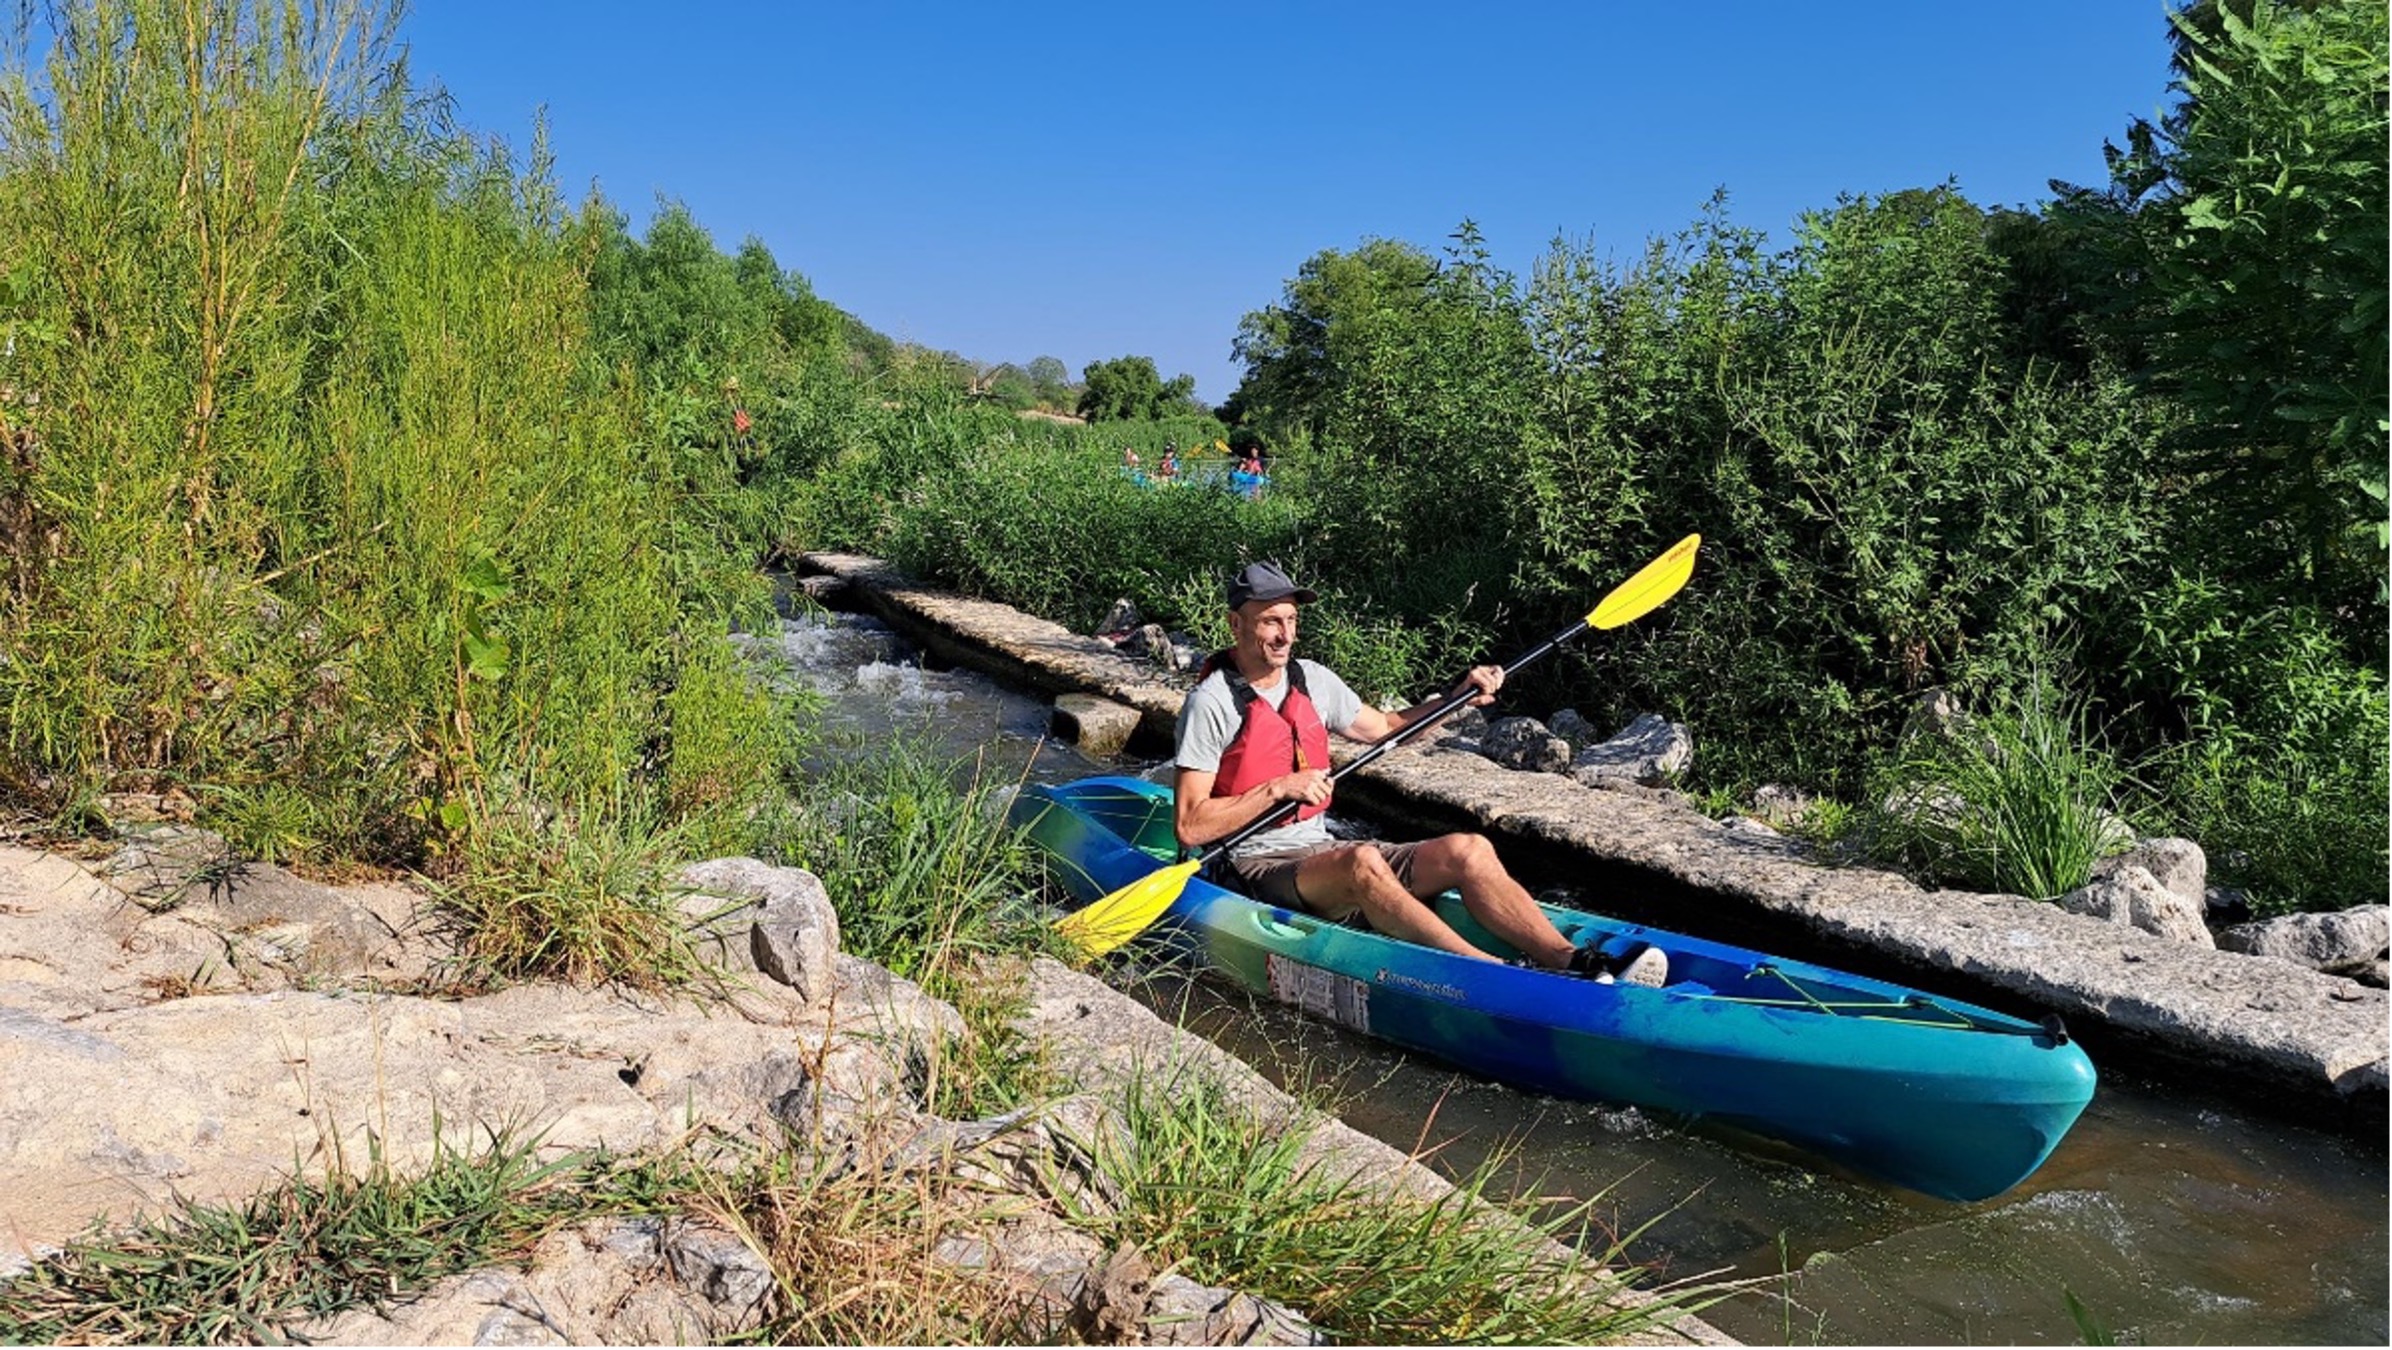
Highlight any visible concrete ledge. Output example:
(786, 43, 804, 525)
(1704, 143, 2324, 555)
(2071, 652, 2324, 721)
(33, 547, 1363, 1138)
(794, 553, 2389, 1122)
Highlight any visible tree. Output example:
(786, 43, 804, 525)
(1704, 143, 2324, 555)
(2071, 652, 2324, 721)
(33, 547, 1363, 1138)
(2056, 0, 2388, 620)
(1228, 238, 1440, 445)
(2141, 0, 2388, 612)
(1025, 355, 1072, 406)
(1075, 355, 1196, 421)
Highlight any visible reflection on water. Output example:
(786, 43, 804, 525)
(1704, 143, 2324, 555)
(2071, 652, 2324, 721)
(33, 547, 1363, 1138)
(756, 603, 2390, 1347)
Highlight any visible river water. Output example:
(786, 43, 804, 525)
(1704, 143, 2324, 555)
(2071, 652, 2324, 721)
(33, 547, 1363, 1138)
(750, 607, 2389, 1345)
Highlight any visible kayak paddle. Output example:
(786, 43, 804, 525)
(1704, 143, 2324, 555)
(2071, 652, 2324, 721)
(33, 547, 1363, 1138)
(1053, 533, 1703, 957)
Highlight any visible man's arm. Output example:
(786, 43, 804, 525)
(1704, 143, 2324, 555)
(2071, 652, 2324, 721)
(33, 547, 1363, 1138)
(1173, 764, 1329, 850)
(1340, 664, 1507, 745)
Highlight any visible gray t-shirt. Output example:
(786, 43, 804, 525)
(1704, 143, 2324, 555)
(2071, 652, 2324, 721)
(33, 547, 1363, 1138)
(1174, 659, 1365, 858)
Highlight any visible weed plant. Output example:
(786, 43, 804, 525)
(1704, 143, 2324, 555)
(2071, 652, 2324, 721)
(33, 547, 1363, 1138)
(687, 1139, 1048, 1343)
(0, 1131, 602, 1344)
(1865, 678, 2140, 900)
(1058, 1068, 1724, 1345)
(772, 743, 1054, 980)
(432, 806, 714, 991)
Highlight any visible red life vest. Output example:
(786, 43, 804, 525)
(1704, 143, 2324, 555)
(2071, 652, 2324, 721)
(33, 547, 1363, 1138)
(1205, 652, 1333, 823)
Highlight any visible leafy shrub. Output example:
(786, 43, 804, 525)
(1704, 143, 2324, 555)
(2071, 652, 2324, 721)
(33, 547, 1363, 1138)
(0, 0, 787, 873)
(2124, 576, 2389, 913)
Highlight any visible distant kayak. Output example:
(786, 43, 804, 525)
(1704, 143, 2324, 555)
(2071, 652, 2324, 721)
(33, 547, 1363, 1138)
(1013, 775, 2098, 1203)
(1118, 465, 1267, 499)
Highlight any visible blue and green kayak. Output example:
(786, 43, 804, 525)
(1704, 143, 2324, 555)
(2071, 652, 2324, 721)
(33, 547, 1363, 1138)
(1013, 775, 2097, 1202)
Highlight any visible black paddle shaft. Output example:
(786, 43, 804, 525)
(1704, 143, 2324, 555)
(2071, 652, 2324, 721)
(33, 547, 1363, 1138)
(1198, 615, 1595, 862)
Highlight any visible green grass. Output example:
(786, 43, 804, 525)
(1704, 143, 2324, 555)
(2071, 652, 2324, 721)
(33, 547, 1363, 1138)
(772, 743, 1060, 982)
(431, 807, 716, 993)
(0, 1131, 609, 1345)
(1053, 1067, 1728, 1345)
(1865, 678, 2139, 899)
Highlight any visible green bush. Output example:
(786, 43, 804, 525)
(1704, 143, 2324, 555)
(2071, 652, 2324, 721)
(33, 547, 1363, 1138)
(0, 0, 791, 873)
(2125, 576, 2389, 913)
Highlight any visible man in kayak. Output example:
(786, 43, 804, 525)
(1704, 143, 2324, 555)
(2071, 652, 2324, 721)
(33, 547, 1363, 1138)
(1172, 561, 1665, 983)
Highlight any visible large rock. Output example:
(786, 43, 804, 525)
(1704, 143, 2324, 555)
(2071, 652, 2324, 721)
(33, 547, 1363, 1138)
(2057, 865, 2217, 948)
(302, 1218, 741, 1345)
(1568, 713, 1692, 788)
(0, 846, 975, 1263)
(1547, 707, 1599, 751)
(1052, 692, 1141, 758)
(2093, 837, 2206, 907)
(2218, 906, 2390, 973)
(1095, 597, 1143, 637)
(680, 858, 840, 1005)
(1479, 716, 1571, 774)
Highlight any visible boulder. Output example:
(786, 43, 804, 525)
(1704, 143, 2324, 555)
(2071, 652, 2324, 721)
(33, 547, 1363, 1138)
(796, 573, 851, 605)
(1051, 692, 1140, 758)
(1478, 717, 1571, 774)
(1118, 622, 1169, 662)
(1900, 687, 1964, 743)
(2057, 865, 2216, 948)
(2205, 884, 2255, 926)
(2093, 838, 2206, 907)
(680, 859, 841, 1005)
(2218, 906, 2390, 973)
(1435, 703, 1488, 736)
(1569, 713, 1692, 788)
(1095, 597, 1142, 637)
(1547, 708, 1599, 751)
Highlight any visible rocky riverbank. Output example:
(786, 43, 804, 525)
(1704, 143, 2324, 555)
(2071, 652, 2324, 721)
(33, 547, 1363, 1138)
(793, 551, 2389, 1124)
(0, 830, 1727, 1344)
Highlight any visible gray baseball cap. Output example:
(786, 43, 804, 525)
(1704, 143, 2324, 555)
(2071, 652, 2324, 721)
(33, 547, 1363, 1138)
(1226, 561, 1317, 609)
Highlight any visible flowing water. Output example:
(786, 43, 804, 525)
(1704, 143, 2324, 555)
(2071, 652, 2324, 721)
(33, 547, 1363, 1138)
(751, 606, 2390, 1346)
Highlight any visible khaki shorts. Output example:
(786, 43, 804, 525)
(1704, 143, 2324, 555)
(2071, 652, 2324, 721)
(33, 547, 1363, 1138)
(1221, 840, 1428, 923)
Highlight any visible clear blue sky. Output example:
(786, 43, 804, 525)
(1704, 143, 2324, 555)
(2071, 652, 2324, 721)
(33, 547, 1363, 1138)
(402, 2, 2181, 405)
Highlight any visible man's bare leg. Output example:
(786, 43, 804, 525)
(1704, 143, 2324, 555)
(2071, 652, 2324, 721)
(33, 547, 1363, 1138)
(1402, 833, 1577, 969)
(1290, 844, 1498, 962)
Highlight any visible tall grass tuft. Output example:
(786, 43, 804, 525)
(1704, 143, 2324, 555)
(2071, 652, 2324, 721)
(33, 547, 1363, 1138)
(686, 1142, 1050, 1344)
(771, 744, 1063, 1114)
(0, 1130, 600, 1344)
(773, 743, 1055, 981)
(432, 807, 713, 992)
(1866, 677, 2139, 899)
(1059, 1068, 1725, 1345)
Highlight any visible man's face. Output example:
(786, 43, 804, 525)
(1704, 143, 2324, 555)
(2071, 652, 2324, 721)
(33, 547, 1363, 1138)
(1229, 599, 1300, 672)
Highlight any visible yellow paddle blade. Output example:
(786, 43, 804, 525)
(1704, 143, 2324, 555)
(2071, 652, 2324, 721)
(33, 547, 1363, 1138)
(1054, 858, 1202, 957)
(1586, 533, 1701, 630)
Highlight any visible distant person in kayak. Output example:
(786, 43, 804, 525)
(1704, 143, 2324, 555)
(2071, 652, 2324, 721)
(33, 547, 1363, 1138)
(1158, 444, 1179, 481)
(1172, 561, 1665, 983)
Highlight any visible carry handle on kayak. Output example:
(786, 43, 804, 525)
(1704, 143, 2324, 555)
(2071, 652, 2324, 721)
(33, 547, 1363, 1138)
(1053, 534, 1702, 957)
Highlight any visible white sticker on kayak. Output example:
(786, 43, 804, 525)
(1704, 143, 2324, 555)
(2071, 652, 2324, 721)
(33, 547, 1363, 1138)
(1266, 954, 1370, 1034)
